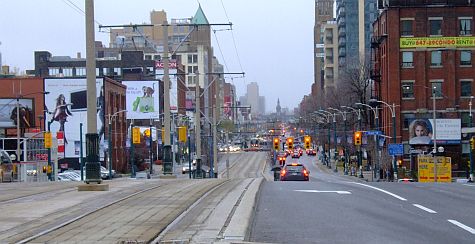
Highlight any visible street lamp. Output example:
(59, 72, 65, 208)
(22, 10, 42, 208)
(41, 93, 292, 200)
(15, 91, 49, 163)
(341, 105, 364, 178)
(403, 84, 439, 182)
(377, 100, 398, 181)
(313, 111, 330, 167)
(355, 102, 380, 181)
(107, 109, 127, 180)
(470, 96, 474, 182)
(329, 107, 348, 174)
(320, 109, 337, 172)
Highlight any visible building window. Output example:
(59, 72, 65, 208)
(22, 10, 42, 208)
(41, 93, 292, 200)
(401, 20, 413, 36)
(402, 82, 414, 98)
(154, 55, 161, 60)
(403, 114, 416, 129)
(49, 68, 60, 76)
(187, 65, 198, 75)
(75, 67, 86, 76)
(461, 80, 472, 97)
(187, 75, 196, 85)
(114, 68, 121, 76)
(461, 112, 471, 128)
(96, 68, 100, 76)
(187, 54, 198, 64)
(431, 81, 443, 98)
(145, 55, 152, 60)
(62, 68, 73, 77)
(460, 18, 472, 36)
(431, 51, 442, 66)
(402, 52, 413, 67)
(429, 19, 442, 36)
(461, 50, 472, 66)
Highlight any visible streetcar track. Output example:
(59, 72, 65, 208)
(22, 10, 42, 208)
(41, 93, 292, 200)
(16, 183, 166, 244)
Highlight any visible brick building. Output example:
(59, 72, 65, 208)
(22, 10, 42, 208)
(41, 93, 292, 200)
(373, 0, 475, 174)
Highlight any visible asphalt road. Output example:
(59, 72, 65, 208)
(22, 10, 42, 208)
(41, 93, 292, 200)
(249, 153, 475, 244)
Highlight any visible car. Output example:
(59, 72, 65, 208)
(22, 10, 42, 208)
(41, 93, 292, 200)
(182, 159, 197, 174)
(307, 149, 316, 156)
(277, 153, 286, 166)
(280, 163, 309, 181)
(101, 166, 116, 179)
(59, 171, 81, 181)
(291, 150, 300, 158)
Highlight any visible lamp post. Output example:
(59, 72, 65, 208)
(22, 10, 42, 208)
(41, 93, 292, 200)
(329, 107, 348, 174)
(107, 109, 127, 180)
(314, 111, 330, 167)
(341, 106, 364, 178)
(356, 102, 379, 181)
(377, 100, 397, 181)
(470, 96, 474, 182)
(320, 110, 337, 171)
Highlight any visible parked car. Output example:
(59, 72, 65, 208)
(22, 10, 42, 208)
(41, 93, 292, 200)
(0, 150, 13, 182)
(182, 159, 197, 174)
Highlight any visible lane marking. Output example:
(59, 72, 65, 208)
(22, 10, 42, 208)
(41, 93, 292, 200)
(295, 190, 351, 194)
(412, 204, 437, 214)
(448, 220, 475, 234)
(463, 184, 474, 187)
(347, 182, 407, 201)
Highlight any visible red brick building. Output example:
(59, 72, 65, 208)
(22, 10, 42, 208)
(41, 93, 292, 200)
(373, 1, 475, 173)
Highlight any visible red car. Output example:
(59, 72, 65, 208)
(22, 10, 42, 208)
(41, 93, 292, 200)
(306, 149, 316, 156)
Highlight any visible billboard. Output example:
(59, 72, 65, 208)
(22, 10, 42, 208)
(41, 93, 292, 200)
(418, 156, 452, 183)
(400, 37, 475, 49)
(44, 78, 104, 158)
(409, 119, 461, 145)
(0, 98, 34, 128)
(123, 81, 160, 119)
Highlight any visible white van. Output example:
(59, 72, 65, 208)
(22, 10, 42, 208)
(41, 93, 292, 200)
(0, 150, 13, 182)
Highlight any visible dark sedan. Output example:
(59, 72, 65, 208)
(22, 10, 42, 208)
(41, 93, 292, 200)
(280, 163, 309, 181)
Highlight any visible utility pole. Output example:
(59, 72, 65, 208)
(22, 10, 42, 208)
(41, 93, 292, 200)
(84, 0, 101, 183)
(195, 58, 202, 178)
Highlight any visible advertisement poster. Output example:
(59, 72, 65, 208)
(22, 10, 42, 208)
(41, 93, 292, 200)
(155, 60, 178, 113)
(123, 81, 160, 119)
(409, 119, 460, 145)
(0, 98, 34, 128)
(185, 91, 195, 111)
(44, 78, 104, 159)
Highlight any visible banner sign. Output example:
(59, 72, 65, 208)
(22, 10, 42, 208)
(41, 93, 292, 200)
(123, 81, 160, 119)
(400, 37, 475, 48)
(57, 131, 65, 153)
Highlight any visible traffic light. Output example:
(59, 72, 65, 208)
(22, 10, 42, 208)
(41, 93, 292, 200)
(132, 127, 141, 144)
(287, 137, 294, 150)
(304, 136, 311, 149)
(273, 138, 280, 151)
(397, 159, 402, 168)
(354, 131, 362, 145)
(471, 137, 475, 150)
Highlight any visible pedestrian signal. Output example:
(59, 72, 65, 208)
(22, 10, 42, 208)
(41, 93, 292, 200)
(354, 131, 362, 145)
(287, 137, 294, 150)
(304, 136, 311, 149)
(273, 138, 280, 151)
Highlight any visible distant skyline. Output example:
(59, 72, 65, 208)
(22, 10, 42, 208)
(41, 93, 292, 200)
(0, 0, 314, 112)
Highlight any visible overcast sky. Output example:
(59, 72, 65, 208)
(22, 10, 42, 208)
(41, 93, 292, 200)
(0, 0, 315, 112)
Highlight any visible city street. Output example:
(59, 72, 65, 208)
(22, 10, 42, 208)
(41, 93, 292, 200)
(250, 153, 475, 244)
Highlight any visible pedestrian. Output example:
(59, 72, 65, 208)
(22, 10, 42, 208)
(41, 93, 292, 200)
(386, 168, 390, 182)
(390, 167, 394, 182)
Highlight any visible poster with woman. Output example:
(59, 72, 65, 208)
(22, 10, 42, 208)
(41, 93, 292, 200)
(409, 119, 432, 145)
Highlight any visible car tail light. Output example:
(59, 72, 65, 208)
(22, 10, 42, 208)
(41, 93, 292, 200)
(303, 169, 309, 177)
(280, 169, 286, 177)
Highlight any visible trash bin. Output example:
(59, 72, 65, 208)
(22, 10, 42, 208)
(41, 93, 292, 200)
(271, 165, 281, 181)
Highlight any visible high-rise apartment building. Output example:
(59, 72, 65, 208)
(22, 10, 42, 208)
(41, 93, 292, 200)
(323, 20, 339, 95)
(314, 0, 335, 108)
(337, 0, 378, 66)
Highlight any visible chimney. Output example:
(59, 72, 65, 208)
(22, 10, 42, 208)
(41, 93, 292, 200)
(1, 65, 9, 74)
(77, 52, 81, 59)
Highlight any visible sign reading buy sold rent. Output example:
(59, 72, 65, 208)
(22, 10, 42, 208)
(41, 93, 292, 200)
(400, 36, 475, 48)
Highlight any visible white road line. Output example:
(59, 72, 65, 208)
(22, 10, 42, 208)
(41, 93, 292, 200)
(463, 184, 475, 187)
(295, 190, 351, 194)
(448, 220, 475, 234)
(347, 182, 407, 201)
(412, 204, 437, 213)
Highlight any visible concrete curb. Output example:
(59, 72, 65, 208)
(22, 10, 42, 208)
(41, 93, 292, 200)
(223, 177, 263, 241)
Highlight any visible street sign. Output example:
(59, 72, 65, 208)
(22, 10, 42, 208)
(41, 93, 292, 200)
(365, 130, 382, 136)
(418, 156, 452, 183)
(132, 127, 141, 144)
(388, 143, 404, 156)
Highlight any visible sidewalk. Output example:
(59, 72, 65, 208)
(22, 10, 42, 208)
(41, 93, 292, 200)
(315, 158, 374, 182)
